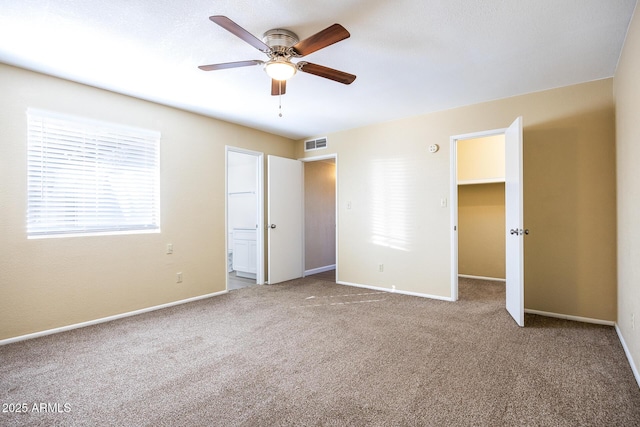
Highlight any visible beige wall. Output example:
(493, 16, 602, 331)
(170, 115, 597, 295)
(297, 79, 617, 321)
(458, 184, 505, 279)
(304, 161, 336, 271)
(0, 64, 295, 340)
(457, 135, 505, 183)
(614, 4, 640, 382)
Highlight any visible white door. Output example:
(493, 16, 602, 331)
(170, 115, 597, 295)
(505, 117, 525, 326)
(267, 155, 303, 284)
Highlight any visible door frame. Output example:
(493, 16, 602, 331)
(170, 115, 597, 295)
(449, 127, 507, 301)
(300, 153, 339, 282)
(225, 146, 265, 288)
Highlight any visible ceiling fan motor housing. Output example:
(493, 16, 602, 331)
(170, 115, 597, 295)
(262, 29, 299, 57)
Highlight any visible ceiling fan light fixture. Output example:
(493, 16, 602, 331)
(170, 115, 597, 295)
(264, 60, 297, 81)
(200, 17, 355, 95)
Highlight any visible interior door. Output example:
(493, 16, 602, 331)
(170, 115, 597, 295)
(267, 155, 303, 284)
(505, 117, 525, 326)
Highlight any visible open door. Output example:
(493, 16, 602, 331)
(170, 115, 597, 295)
(267, 155, 303, 284)
(505, 117, 525, 326)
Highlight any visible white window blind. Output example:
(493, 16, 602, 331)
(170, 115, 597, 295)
(27, 109, 161, 238)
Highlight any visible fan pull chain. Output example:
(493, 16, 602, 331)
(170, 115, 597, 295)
(278, 81, 283, 117)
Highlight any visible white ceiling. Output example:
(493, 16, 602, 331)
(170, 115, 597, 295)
(0, 0, 636, 140)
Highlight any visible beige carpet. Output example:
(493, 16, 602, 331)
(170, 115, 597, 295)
(1, 277, 639, 426)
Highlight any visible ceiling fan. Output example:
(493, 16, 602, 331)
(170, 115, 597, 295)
(198, 16, 356, 96)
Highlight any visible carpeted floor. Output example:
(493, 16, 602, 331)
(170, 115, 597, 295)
(1, 277, 639, 426)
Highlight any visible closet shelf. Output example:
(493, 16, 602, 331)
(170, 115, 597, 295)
(228, 191, 256, 195)
(457, 178, 505, 186)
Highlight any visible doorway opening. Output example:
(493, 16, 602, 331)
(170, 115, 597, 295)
(450, 117, 525, 327)
(302, 154, 337, 283)
(457, 135, 506, 284)
(226, 147, 264, 291)
(450, 129, 507, 301)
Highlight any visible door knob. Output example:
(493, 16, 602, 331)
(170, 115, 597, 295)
(510, 229, 519, 235)
(269, 224, 276, 229)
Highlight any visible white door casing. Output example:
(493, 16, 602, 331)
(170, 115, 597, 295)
(504, 116, 525, 327)
(267, 155, 303, 284)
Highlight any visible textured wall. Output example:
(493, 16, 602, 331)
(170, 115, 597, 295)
(458, 184, 505, 279)
(457, 135, 505, 183)
(614, 3, 640, 383)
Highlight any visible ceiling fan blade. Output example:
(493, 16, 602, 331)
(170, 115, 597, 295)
(271, 79, 287, 96)
(209, 15, 271, 53)
(298, 62, 356, 85)
(198, 60, 263, 71)
(291, 24, 350, 57)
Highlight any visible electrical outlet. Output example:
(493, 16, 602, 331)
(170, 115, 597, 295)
(176, 272, 183, 283)
(166, 244, 173, 254)
(379, 264, 384, 272)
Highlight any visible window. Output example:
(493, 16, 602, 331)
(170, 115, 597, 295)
(27, 109, 160, 238)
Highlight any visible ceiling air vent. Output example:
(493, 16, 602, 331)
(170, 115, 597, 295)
(304, 137, 327, 151)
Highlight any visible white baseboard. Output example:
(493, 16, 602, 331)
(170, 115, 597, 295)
(304, 264, 336, 276)
(615, 324, 640, 388)
(524, 308, 615, 326)
(0, 290, 228, 346)
(459, 274, 506, 282)
(337, 280, 454, 302)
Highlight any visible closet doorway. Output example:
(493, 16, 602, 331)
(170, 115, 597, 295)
(456, 134, 506, 283)
(226, 147, 264, 290)
(450, 117, 525, 326)
(451, 129, 506, 301)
